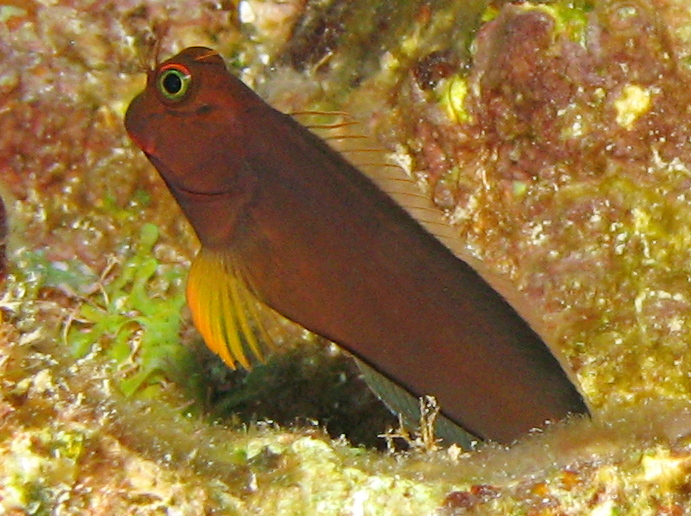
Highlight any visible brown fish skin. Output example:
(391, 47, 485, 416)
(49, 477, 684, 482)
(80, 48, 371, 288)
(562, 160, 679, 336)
(125, 47, 588, 444)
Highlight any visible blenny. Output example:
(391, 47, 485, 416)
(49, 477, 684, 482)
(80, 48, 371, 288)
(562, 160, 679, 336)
(124, 47, 588, 445)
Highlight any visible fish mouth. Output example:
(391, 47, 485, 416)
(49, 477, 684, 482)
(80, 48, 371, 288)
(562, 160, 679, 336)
(174, 184, 236, 199)
(144, 152, 234, 199)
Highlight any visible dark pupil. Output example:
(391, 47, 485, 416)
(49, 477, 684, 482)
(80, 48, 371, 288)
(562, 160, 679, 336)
(163, 72, 183, 95)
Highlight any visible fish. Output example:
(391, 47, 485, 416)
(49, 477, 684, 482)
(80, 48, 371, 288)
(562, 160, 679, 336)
(124, 46, 589, 445)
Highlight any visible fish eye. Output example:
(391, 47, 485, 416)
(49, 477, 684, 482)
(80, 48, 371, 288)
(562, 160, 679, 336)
(157, 64, 191, 102)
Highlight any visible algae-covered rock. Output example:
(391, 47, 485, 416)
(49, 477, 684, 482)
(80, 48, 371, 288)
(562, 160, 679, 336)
(3, 0, 691, 514)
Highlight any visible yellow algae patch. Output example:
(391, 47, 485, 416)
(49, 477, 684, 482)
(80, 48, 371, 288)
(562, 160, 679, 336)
(439, 75, 471, 123)
(614, 84, 652, 129)
(638, 447, 691, 487)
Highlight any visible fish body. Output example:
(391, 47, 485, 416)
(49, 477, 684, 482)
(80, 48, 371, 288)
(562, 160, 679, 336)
(125, 47, 588, 444)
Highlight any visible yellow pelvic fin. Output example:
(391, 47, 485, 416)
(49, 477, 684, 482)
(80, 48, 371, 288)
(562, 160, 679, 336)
(186, 247, 272, 370)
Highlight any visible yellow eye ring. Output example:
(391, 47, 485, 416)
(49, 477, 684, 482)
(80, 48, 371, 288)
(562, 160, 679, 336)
(157, 64, 191, 102)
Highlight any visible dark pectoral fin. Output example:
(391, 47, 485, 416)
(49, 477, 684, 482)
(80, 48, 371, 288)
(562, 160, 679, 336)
(356, 359, 480, 449)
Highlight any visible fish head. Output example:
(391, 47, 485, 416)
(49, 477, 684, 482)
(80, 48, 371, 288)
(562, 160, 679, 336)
(124, 47, 261, 198)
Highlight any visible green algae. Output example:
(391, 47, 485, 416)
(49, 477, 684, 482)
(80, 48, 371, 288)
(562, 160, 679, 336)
(65, 223, 203, 400)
